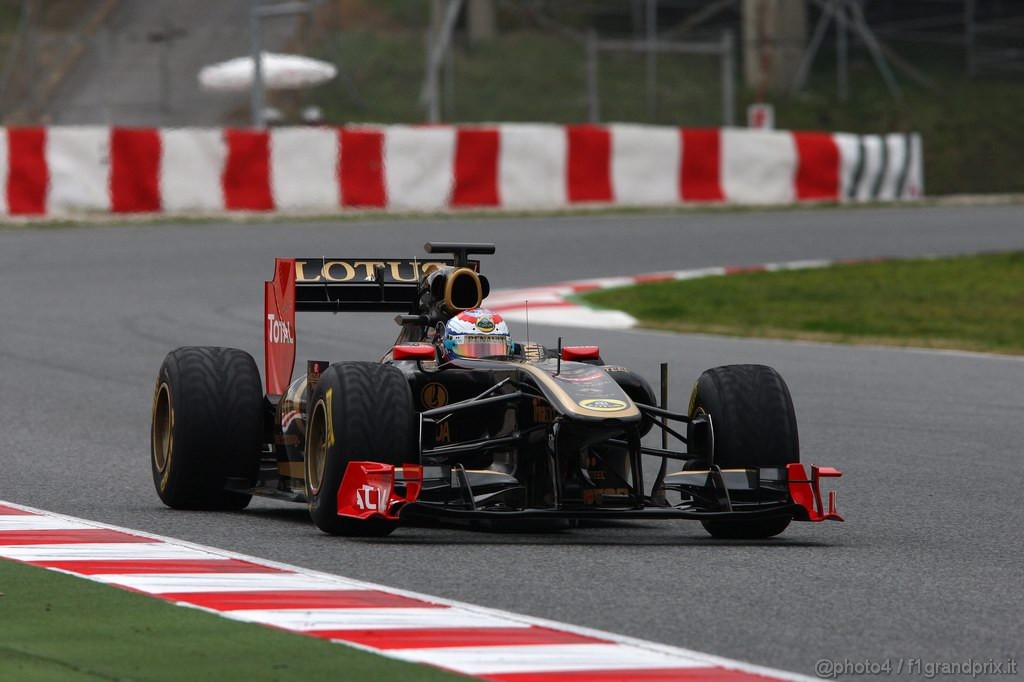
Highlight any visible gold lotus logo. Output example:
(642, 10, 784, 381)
(579, 399, 628, 412)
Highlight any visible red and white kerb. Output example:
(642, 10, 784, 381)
(0, 501, 813, 681)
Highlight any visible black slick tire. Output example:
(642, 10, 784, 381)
(304, 362, 418, 537)
(688, 364, 799, 539)
(151, 347, 263, 511)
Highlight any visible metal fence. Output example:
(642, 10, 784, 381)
(341, 0, 737, 127)
(867, 0, 1024, 75)
(0, 0, 301, 126)
(583, 29, 735, 124)
(0, 0, 738, 127)
(0, 0, 1020, 128)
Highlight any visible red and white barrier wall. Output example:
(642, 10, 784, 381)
(0, 124, 922, 216)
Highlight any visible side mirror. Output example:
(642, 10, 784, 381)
(561, 346, 601, 361)
(392, 345, 437, 361)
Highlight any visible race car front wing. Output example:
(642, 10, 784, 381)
(335, 461, 843, 525)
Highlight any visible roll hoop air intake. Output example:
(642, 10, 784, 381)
(418, 243, 493, 321)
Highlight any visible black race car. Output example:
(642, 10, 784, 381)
(151, 242, 842, 538)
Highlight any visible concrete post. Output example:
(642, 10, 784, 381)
(250, 0, 265, 127)
(586, 29, 599, 123)
(467, 0, 496, 43)
(646, 0, 657, 118)
(430, 0, 458, 39)
(722, 31, 736, 126)
(742, 0, 807, 95)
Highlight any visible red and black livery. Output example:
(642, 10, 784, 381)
(151, 242, 843, 538)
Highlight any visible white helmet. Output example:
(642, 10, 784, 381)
(441, 309, 512, 360)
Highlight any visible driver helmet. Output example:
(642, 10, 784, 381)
(441, 309, 512, 360)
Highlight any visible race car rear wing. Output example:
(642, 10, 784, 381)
(264, 243, 495, 395)
(264, 256, 450, 395)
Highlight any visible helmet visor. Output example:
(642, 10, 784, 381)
(448, 334, 510, 359)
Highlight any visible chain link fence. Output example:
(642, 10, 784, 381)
(0, 0, 301, 126)
(305, 0, 737, 127)
(0, 0, 1020, 127)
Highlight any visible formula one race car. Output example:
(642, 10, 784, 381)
(150, 242, 843, 539)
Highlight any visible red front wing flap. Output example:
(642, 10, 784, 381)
(337, 462, 423, 521)
(787, 463, 844, 522)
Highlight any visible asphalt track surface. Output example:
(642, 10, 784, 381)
(2, 205, 1023, 677)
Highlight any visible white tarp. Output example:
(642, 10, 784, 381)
(198, 53, 337, 92)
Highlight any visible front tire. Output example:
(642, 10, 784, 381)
(304, 362, 418, 537)
(151, 347, 263, 510)
(688, 364, 799, 539)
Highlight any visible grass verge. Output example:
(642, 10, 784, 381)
(0, 559, 461, 681)
(580, 252, 1024, 356)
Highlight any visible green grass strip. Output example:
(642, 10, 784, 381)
(0, 559, 462, 681)
(581, 253, 1024, 355)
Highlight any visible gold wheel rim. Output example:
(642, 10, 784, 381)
(152, 383, 172, 472)
(306, 399, 328, 495)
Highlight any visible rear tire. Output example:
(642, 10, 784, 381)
(688, 364, 799, 539)
(151, 347, 263, 510)
(304, 362, 418, 537)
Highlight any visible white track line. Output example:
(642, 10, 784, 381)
(389, 643, 708, 675)
(0, 517, 94, 531)
(223, 608, 518, 632)
(90, 572, 354, 593)
(0, 542, 219, 562)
